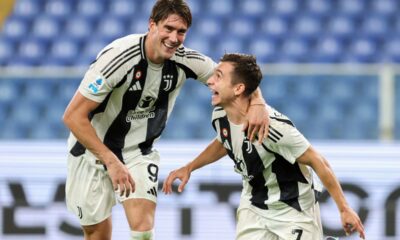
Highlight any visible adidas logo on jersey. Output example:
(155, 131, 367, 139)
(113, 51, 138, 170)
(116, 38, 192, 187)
(147, 186, 157, 197)
(129, 81, 142, 91)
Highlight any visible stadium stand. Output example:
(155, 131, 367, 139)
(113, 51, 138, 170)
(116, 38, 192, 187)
(0, 0, 395, 140)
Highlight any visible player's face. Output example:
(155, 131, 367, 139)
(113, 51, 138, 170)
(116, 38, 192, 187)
(207, 62, 236, 106)
(147, 14, 188, 63)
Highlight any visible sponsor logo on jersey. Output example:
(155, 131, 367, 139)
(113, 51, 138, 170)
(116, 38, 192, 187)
(129, 80, 142, 91)
(88, 76, 104, 94)
(244, 139, 253, 153)
(162, 74, 173, 91)
(135, 70, 142, 80)
(222, 128, 228, 137)
(77, 206, 83, 219)
(147, 186, 157, 197)
(126, 108, 156, 122)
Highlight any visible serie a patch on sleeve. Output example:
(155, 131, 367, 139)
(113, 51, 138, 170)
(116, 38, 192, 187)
(88, 76, 104, 94)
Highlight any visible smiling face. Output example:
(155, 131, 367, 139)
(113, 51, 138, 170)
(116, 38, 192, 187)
(207, 62, 240, 107)
(146, 14, 188, 64)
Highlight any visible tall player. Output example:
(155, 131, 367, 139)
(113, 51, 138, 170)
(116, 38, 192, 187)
(163, 53, 366, 240)
(62, 0, 269, 239)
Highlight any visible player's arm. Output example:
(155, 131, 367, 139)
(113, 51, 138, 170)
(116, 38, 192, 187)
(162, 139, 227, 194)
(296, 146, 365, 239)
(63, 91, 134, 197)
(245, 88, 269, 144)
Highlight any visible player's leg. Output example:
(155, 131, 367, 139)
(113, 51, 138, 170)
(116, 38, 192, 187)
(123, 198, 156, 239)
(236, 208, 276, 240)
(66, 154, 116, 240)
(119, 151, 160, 239)
(82, 217, 112, 240)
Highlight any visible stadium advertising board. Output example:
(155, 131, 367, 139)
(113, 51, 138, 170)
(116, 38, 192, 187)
(0, 141, 399, 240)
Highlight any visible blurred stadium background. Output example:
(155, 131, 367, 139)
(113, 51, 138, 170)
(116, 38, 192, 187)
(0, 0, 400, 239)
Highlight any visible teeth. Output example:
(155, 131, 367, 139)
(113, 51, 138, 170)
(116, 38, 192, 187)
(164, 42, 174, 48)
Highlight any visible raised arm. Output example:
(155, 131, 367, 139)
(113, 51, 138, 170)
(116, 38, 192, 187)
(63, 91, 134, 197)
(162, 139, 227, 194)
(245, 88, 269, 143)
(297, 146, 365, 239)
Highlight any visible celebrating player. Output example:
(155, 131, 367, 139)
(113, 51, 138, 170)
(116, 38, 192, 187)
(163, 53, 366, 240)
(62, 0, 268, 239)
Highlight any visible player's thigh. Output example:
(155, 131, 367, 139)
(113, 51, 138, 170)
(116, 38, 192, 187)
(82, 216, 112, 240)
(236, 208, 277, 240)
(123, 198, 156, 231)
(66, 154, 115, 226)
(119, 151, 160, 230)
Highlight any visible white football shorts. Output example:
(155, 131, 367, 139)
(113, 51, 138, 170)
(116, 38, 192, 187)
(65, 150, 160, 226)
(236, 203, 323, 240)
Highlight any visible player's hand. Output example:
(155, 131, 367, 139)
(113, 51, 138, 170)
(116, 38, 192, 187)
(162, 166, 191, 194)
(243, 104, 269, 144)
(340, 207, 365, 239)
(107, 159, 135, 198)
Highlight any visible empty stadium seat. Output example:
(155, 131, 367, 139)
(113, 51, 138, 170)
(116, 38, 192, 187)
(76, 0, 105, 20)
(205, 0, 235, 16)
(21, 79, 56, 104)
(326, 15, 357, 41)
(14, 38, 47, 66)
(360, 15, 389, 41)
(109, 0, 138, 20)
(95, 16, 127, 42)
(44, 0, 73, 20)
(371, 0, 398, 17)
(193, 15, 224, 39)
(279, 38, 310, 62)
(384, 37, 400, 62)
(226, 15, 257, 38)
(31, 15, 61, 42)
(312, 36, 343, 62)
(259, 16, 289, 41)
(347, 38, 378, 63)
(0, 39, 15, 65)
(2, 16, 30, 42)
(13, 0, 42, 20)
(337, 0, 365, 19)
(292, 14, 322, 41)
(0, 79, 21, 104)
(238, 0, 268, 16)
(306, 0, 332, 18)
(247, 36, 278, 63)
(271, 0, 298, 20)
(63, 15, 93, 43)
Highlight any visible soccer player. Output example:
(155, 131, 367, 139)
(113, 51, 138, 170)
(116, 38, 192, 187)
(62, 0, 268, 239)
(163, 53, 366, 240)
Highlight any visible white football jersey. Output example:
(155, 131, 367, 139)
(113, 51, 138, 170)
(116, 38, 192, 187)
(212, 105, 318, 212)
(68, 33, 216, 163)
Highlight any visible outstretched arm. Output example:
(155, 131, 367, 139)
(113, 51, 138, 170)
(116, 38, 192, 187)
(162, 139, 227, 194)
(297, 146, 365, 239)
(245, 88, 269, 143)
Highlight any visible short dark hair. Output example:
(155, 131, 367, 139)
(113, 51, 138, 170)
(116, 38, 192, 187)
(150, 0, 192, 28)
(220, 53, 262, 96)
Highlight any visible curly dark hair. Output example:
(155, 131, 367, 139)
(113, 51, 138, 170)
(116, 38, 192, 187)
(220, 53, 262, 96)
(150, 0, 192, 28)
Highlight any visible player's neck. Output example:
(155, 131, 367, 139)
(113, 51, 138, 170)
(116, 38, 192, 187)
(224, 97, 250, 125)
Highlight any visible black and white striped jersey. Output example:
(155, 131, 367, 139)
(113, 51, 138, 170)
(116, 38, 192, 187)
(68, 33, 216, 163)
(212, 105, 318, 212)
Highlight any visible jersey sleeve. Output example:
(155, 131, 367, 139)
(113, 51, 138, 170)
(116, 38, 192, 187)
(78, 45, 132, 103)
(177, 47, 217, 84)
(264, 119, 310, 165)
